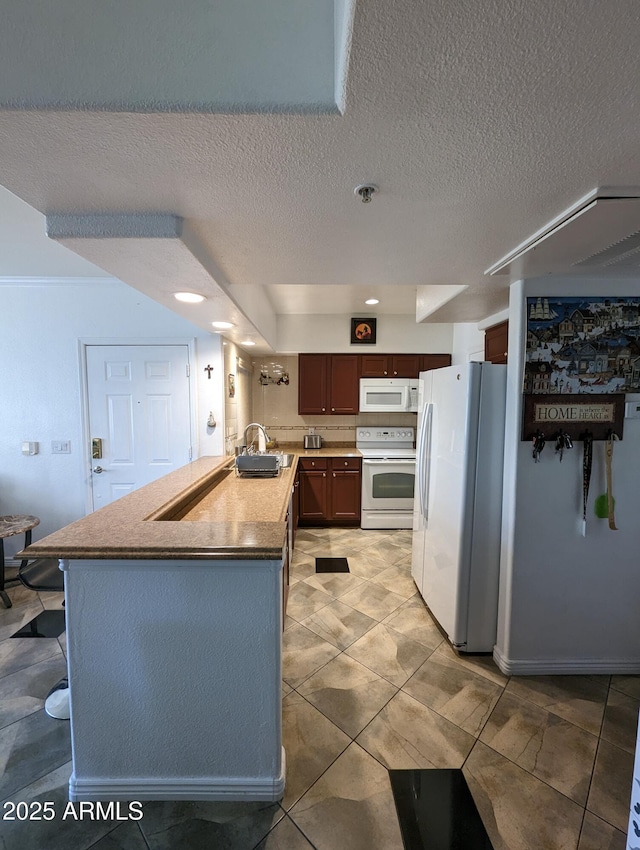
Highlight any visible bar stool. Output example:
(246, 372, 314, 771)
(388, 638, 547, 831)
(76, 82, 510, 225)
(0, 515, 40, 608)
(16, 556, 69, 720)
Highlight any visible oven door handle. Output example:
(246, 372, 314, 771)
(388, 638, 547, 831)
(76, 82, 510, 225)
(362, 458, 416, 464)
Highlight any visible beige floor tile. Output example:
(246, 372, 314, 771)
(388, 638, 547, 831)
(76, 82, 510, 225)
(587, 739, 635, 832)
(0, 655, 70, 730)
(338, 582, 405, 621)
(289, 553, 316, 584)
(505, 674, 609, 735)
(345, 552, 391, 579)
(356, 690, 474, 769)
(281, 692, 350, 810)
(345, 622, 432, 687)
(294, 530, 328, 553)
(381, 596, 444, 650)
(303, 543, 361, 561)
(610, 675, 640, 700)
(464, 741, 584, 850)
(289, 743, 404, 850)
(402, 648, 503, 737)
(297, 654, 397, 738)
(255, 815, 316, 849)
(301, 571, 365, 598)
(286, 581, 334, 622)
(38, 591, 65, 611)
(0, 636, 62, 678)
(301, 600, 377, 651)
(479, 691, 598, 805)
(601, 687, 640, 754)
(435, 643, 508, 688)
(369, 564, 418, 600)
(0, 600, 45, 642)
(360, 538, 409, 566)
(282, 623, 341, 688)
(578, 811, 627, 850)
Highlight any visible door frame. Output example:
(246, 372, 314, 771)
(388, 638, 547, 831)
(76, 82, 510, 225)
(78, 337, 198, 514)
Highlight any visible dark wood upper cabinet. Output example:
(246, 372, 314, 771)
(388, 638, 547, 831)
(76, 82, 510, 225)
(298, 354, 329, 414)
(361, 353, 450, 378)
(298, 354, 360, 415)
(484, 322, 508, 365)
(420, 354, 452, 372)
(329, 354, 360, 413)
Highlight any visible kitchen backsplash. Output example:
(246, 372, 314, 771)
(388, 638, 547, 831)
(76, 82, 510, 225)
(251, 354, 417, 446)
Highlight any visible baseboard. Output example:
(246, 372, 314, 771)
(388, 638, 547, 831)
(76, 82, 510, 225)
(493, 645, 640, 676)
(69, 749, 286, 802)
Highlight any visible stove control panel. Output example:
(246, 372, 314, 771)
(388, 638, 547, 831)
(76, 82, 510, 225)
(356, 427, 414, 443)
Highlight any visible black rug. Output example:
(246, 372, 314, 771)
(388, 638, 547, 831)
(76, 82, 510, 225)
(11, 610, 66, 639)
(389, 768, 494, 849)
(315, 557, 350, 573)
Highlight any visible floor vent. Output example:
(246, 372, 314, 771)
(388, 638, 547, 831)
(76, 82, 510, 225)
(315, 557, 350, 573)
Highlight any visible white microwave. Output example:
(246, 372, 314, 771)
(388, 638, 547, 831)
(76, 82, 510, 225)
(359, 378, 419, 413)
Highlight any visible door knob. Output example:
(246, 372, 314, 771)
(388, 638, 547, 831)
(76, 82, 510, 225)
(93, 466, 104, 474)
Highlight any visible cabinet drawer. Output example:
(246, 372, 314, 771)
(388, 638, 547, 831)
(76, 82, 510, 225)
(299, 457, 328, 471)
(331, 457, 361, 471)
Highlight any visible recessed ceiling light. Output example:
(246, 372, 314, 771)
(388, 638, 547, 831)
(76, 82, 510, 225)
(365, 298, 380, 305)
(211, 321, 234, 329)
(241, 340, 256, 346)
(174, 291, 206, 303)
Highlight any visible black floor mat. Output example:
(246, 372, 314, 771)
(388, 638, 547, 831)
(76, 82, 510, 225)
(315, 557, 350, 573)
(389, 768, 494, 849)
(11, 610, 66, 639)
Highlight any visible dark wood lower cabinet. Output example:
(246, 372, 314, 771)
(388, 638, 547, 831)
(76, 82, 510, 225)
(298, 457, 361, 526)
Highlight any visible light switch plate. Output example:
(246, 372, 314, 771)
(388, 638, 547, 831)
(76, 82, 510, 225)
(21, 441, 39, 456)
(51, 440, 71, 454)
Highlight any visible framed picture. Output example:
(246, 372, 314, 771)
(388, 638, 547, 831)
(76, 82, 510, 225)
(350, 317, 377, 345)
(228, 373, 235, 398)
(521, 393, 624, 441)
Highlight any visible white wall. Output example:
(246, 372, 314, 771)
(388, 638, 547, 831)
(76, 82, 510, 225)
(0, 280, 224, 556)
(222, 339, 254, 454)
(277, 313, 452, 354)
(496, 277, 640, 673)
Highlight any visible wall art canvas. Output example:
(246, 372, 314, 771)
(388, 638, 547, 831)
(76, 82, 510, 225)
(525, 296, 640, 394)
(350, 317, 377, 345)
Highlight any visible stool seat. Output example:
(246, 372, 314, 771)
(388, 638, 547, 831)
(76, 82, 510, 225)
(18, 558, 63, 592)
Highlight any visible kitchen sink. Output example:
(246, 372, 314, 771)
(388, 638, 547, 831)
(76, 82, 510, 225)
(273, 453, 295, 468)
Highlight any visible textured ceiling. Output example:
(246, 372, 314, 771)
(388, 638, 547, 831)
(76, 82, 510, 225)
(1, 0, 640, 350)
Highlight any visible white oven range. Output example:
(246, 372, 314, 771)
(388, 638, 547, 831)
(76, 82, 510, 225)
(357, 427, 416, 529)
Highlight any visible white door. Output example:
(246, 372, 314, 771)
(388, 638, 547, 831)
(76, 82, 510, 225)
(86, 345, 192, 510)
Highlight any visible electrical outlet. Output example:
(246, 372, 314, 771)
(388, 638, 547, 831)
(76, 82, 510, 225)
(308, 427, 315, 435)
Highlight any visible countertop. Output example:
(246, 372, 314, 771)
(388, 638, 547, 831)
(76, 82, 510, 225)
(20, 447, 362, 562)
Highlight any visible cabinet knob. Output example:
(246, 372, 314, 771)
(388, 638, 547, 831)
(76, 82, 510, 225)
(393, 370, 398, 375)
(344, 461, 348, 466)
(333, 472, 336, 478)
(323, 472, 326, 477)
(332, 407, 335, 412)
(322, 407, 325, 412)
(383, 370, 388, 375)
(311, 461, 315, 466)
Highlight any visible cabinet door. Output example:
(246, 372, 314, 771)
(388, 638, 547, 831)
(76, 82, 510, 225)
(298, 354, 329, 414)
(330, 354, 360, 413)
(292, 470, 300, 547)
(298, 470, 328, 520)
(389, 354, 421, 378)
(420, 354, 452, 372)
(484, 321, 508, 364)
(360, 354, 390, 377)
(329, 458, 361, 521)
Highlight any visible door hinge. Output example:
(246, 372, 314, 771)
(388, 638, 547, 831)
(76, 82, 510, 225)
(188, 446, 193, 461)
(186, 363, 190, 378)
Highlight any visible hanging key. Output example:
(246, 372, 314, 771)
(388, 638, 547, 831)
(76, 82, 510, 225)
(532, 431, 545, 462)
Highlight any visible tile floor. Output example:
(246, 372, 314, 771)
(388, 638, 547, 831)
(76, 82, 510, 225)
(0, 527, 637, 849)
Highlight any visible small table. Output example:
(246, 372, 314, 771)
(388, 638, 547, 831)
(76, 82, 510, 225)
(0, 515, 40, 609)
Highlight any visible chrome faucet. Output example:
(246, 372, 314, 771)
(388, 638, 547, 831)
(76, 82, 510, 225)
(243, 422, 271, 454)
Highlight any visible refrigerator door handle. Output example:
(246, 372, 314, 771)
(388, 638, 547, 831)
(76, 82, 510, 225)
(419, 403, 433, 521)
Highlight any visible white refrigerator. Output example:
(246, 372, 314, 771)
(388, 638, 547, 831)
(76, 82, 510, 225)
(411, 362, 507, 652)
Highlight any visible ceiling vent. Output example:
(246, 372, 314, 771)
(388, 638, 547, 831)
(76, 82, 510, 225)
(485, 191, 640, 280)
